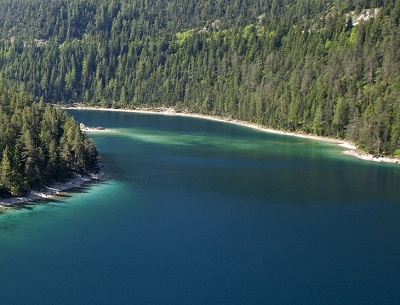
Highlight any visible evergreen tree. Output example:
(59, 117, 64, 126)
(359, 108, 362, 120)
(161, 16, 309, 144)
(0, 85, 100, 197)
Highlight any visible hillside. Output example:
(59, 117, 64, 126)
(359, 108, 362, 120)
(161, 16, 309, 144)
(0, 0, 399, 156)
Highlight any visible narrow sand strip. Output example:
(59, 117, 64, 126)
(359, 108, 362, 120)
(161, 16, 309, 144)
(342, 150, 400, 164)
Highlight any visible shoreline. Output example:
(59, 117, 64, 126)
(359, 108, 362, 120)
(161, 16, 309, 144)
(0, 171, 104, 212)
(79, 123, 111, 133)
(66, 105, 400, 165)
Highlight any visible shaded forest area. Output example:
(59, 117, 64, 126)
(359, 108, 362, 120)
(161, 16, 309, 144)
(0, 84, 99, 196)
(0, 0, 399, 156)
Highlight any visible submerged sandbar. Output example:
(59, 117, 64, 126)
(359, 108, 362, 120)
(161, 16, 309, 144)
(66, 105, 400, 165)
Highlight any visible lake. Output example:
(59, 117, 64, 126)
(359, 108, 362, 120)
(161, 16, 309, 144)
(1, 109, 399, 305)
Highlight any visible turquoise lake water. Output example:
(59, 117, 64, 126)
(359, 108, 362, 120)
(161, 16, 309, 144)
(1, 109, 400, 305)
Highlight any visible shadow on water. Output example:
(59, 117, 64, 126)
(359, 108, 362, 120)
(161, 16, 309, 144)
(98, 153, 132, 182)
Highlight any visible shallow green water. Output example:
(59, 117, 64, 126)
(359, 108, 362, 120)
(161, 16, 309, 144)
(1, 110, 399, 305)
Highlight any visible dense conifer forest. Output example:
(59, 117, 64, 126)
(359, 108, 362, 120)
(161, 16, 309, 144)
(0, 0, 399, 156)
(0, 84, 99, 196)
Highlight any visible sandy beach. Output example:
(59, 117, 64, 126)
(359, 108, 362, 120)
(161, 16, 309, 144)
(0, 171, 104, 211)
(66, 105, 400, 165)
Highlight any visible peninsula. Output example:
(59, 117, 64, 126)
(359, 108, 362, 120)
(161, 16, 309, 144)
(0, 87, 101, 210)
(79, 123, 111, 132)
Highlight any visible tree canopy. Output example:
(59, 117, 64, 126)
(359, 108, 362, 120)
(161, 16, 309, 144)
(0, 84, 99, 196)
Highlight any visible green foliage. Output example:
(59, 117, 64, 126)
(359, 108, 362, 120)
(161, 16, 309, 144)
(0, 86, 99, 196)
(0, 0, 399, 156)
(176, 30, 195, 46)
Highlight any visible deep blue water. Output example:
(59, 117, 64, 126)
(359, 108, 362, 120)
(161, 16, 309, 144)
(1, 110, 400, 305)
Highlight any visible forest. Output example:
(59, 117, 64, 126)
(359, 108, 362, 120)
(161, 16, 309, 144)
(0, 83, 99, 196)
(0, 0, 399, 156)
